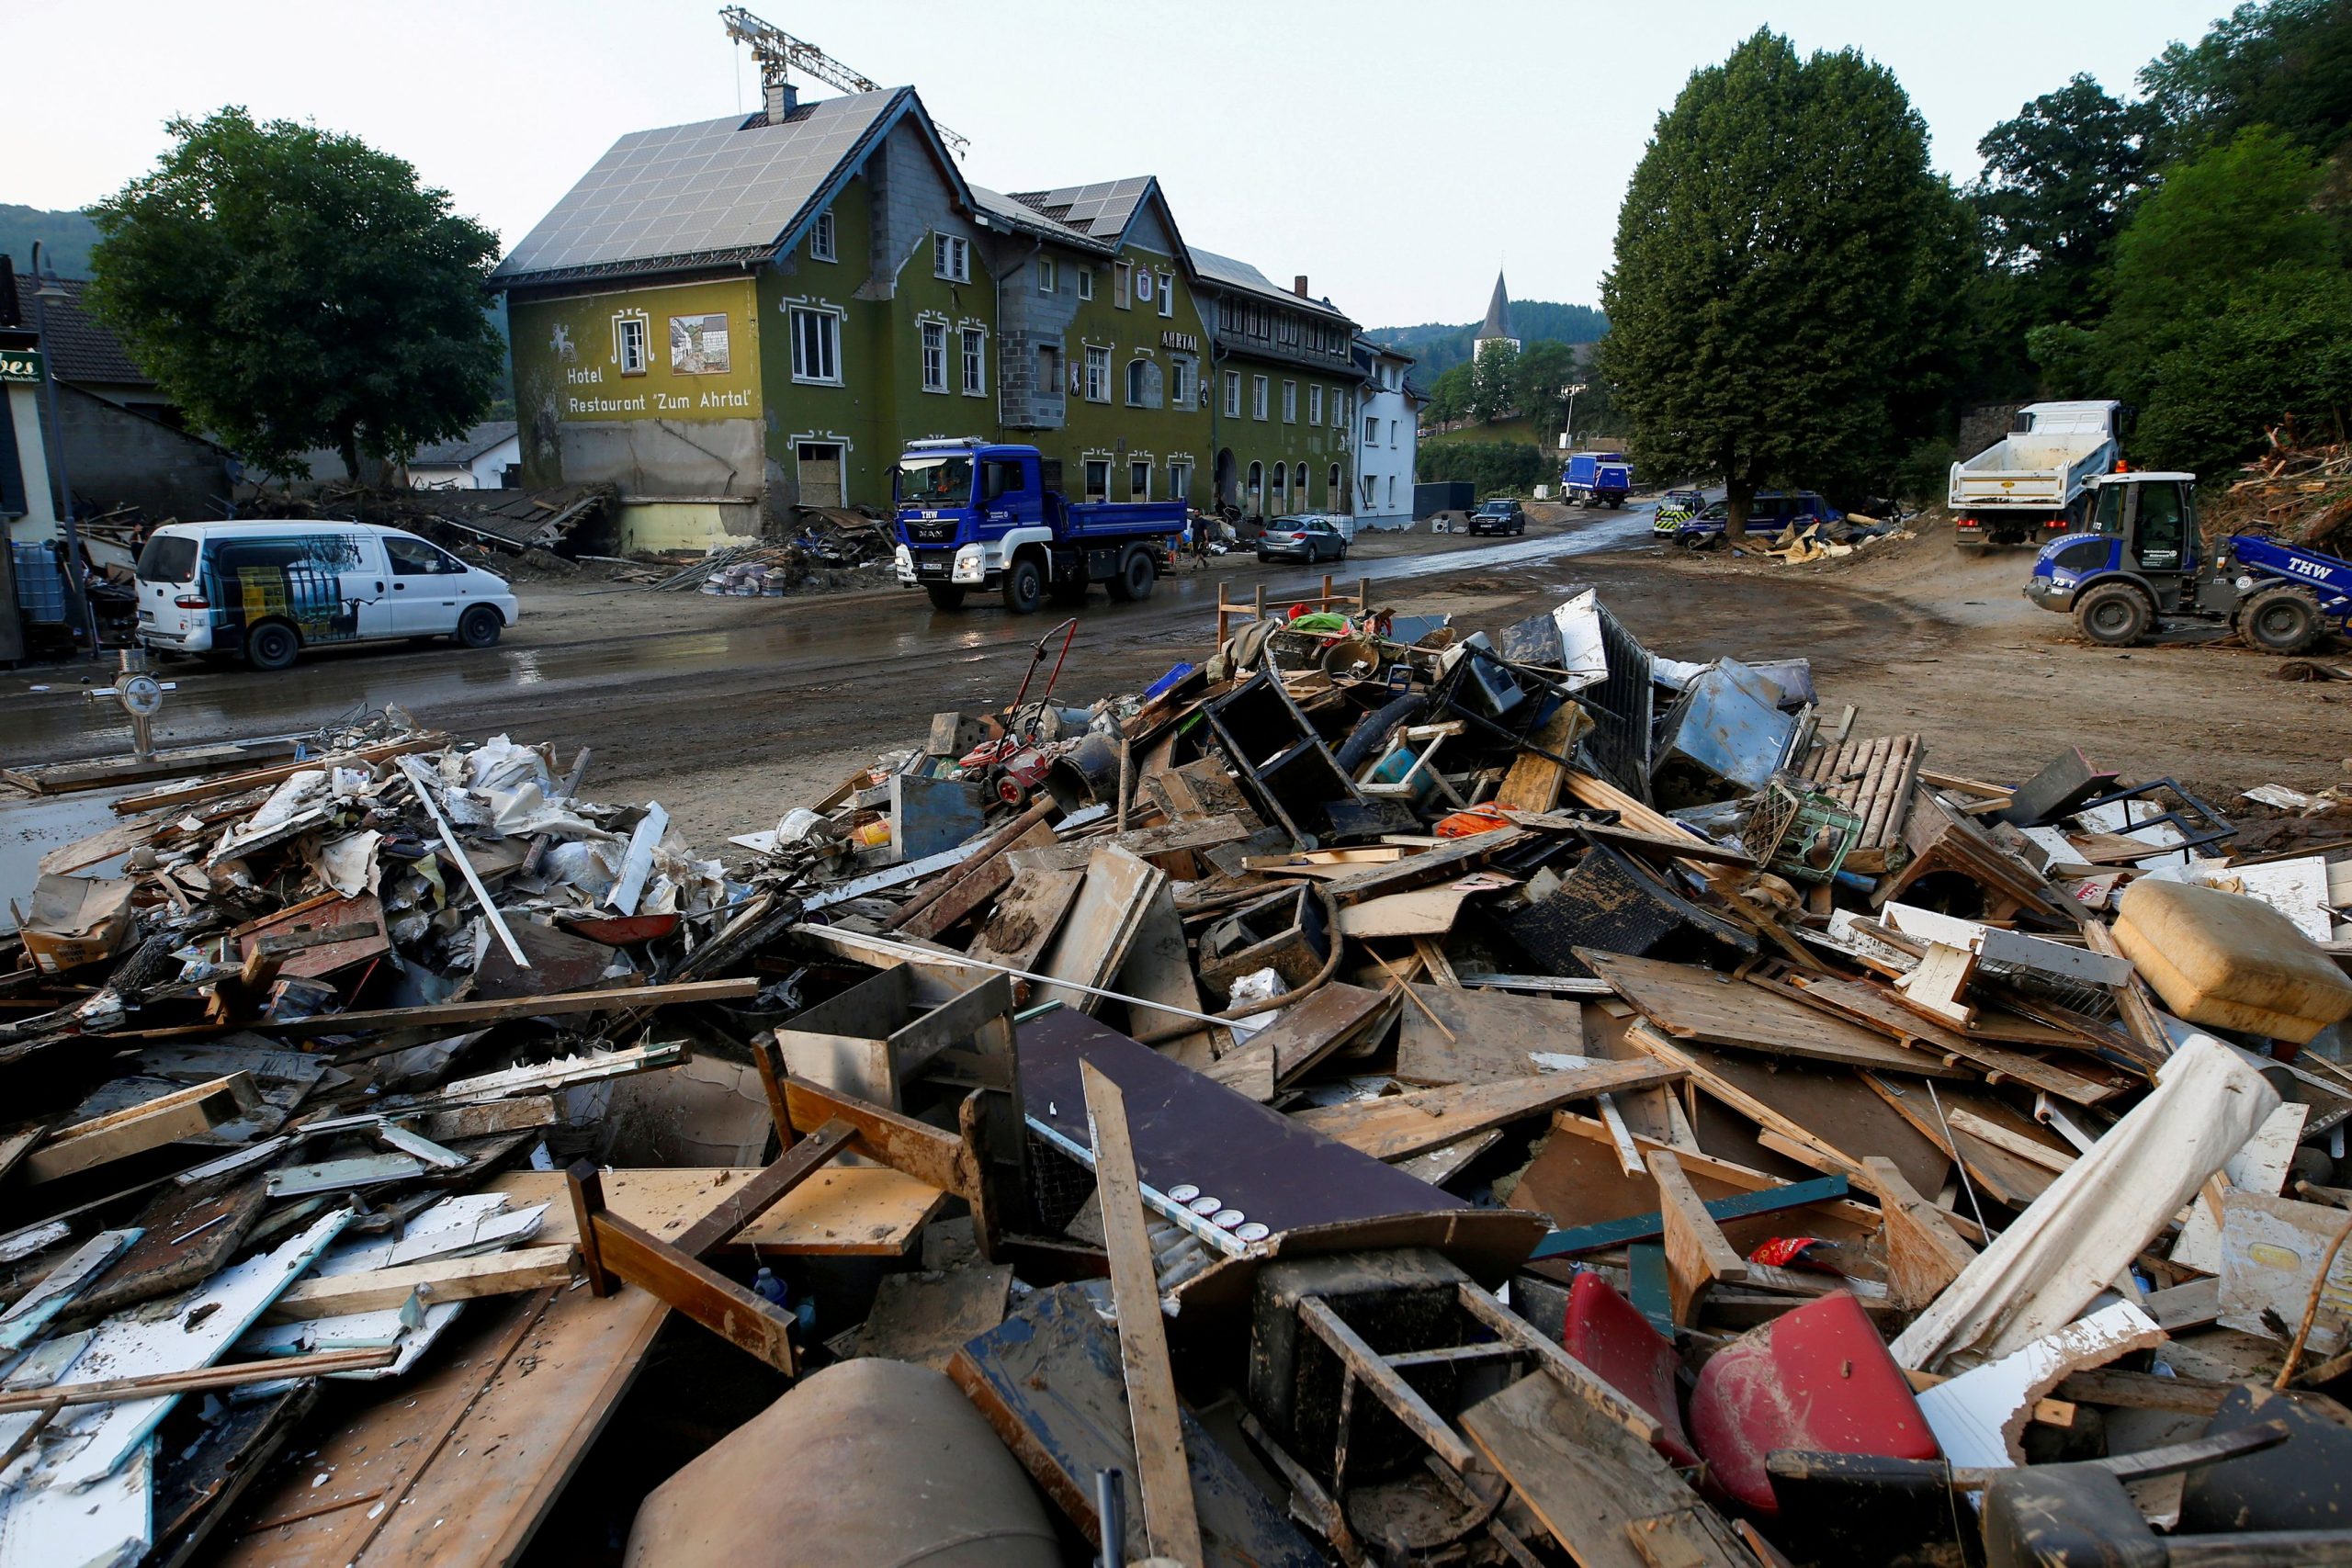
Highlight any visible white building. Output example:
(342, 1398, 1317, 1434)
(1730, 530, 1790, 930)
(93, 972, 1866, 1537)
(406, 421, 520, 490)
(1351, 338, 1421, 530)
(1471, 272, 1518, 358)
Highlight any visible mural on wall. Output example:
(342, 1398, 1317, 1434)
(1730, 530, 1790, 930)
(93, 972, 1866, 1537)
(670, 314, 731, 376)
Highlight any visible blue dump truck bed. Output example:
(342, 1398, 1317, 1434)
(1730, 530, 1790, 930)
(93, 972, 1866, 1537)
(1560, 452, 1633, 508)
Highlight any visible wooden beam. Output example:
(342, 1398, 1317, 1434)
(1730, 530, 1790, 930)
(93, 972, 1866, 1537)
(1528, 1174, 1853, 1261)
(782, 1076, 972, 1199)
(263, 1245, 578, 1323)
(110, 733, 447, 814)
(1647, 1150, 1748, 1325)
(1080, 1061, 1204, 1568)
(270, 977, 756, 1037)
(1290, 1060, 1683, 1162)
(671, 1119, 854, 1258)
(1863, 1156, 1978, 1312)
(564, 1160, 797, 1374)
(1297, 1294, 1480, 1473)
(24, 1073, 257, 1184)
(0, 1347, 398, 1414)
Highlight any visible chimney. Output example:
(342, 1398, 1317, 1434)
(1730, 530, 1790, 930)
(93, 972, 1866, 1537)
(1294, 275, 1308, 298)
(763, 78, 798, 121)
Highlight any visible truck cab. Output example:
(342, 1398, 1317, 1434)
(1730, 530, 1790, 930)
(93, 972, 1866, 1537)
(891, 437, 1184, 613)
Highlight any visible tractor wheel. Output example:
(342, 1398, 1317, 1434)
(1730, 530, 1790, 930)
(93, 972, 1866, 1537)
(2073, 581, 2152, 647)
(2242, 583, 2324, 655)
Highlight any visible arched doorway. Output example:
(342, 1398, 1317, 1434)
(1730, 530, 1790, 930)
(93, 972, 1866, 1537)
(1269, 463, 1288, 514)
(1216, 448, 1238, 513)
(1294, 463, 1308, 509)
(1329, 463, 1344, 513)
(1245, 460, 1263, 519)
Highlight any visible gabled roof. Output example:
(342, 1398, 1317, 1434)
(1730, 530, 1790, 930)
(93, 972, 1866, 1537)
(967, 185, 1112, 252)
(1476, 272, 1514, 341)
(410, 421, 518, 468)
(492, 87, 965, 287)
(1189, 247, 1351, 321)
(13, 276, 150, 386)
(1009, 178, 1153, 241)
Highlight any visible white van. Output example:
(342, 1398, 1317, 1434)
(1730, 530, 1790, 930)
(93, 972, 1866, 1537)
(135, 521, 519, 671)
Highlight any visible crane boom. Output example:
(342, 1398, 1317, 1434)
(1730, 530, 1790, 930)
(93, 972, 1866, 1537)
(719, 6, 969, 158)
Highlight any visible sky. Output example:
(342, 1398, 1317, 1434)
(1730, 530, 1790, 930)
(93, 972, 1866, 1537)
(5, 0, 2230, 328)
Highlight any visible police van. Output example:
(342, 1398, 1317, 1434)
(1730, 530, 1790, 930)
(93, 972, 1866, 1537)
(135, 521, 519, 671)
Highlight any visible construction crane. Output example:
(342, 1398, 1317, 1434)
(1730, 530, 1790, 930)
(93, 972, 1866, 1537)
(719, 6, 969, 159)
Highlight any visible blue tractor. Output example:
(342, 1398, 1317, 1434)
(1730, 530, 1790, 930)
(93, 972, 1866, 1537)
(2026, 470, 2351, 653)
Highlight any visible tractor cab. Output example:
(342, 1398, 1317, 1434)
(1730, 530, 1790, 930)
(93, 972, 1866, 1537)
(2028, 472, 2202, 611)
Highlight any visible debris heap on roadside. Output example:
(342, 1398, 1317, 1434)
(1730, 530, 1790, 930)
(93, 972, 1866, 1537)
(4, 576, 2351, 1566)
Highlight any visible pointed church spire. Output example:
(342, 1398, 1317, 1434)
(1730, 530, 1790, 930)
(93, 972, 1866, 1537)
(1474, 272, 1518, 354)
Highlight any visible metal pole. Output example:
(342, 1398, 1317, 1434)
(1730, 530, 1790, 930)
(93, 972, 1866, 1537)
(1094, 1468, 1125, 1568)
(28, 242, 100, 659)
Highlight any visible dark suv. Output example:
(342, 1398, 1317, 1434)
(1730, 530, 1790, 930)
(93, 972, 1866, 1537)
(1672, 491, 1837, 548)
(1467, 498, 1525, 536)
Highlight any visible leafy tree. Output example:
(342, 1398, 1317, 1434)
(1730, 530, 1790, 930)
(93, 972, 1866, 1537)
(1417, 441, 1545, 493)
(1424, 362, 1475, 423)
(86, 107, 503, 482)
(1470, 340, 1520, 422)
(2134, 265, 2352, 470)
(2141, 0, 2352, 162)
(2067, 126, 2339, 403)
(1599, 30, 1957, 536)
(1971, 75, 2154, 288)
(1510, 340, 1583, 443)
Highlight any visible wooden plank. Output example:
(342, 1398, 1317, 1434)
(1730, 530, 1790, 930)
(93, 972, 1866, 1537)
(1336, 885, 1478, 939)
(1462, 1371, 1747, 1568)
(1080, 1061, 1204, 1568)
(497, 1165, 942, 1258)
(782, 1075, 973, 1199)
(1202, 982, 1393, 1100)
(1623, 1024, 1951, 1195)
(1647, 1150, 1748, 1325)
(1394, 984, 1585, 1087)
(670, 1120, 855, 1257)
(967, 865, 1085, 975)
(1864, 1075, 2066, 1210)
(111, 733, 446, 815)
(1318, 829, 1527, 906)
(1492, 705, 1591, 815)
(263, 1245, 577, 1323)
(38, 814, 166, 876)
(1581, 950, 1970, 1077)
(269, 977, 755, 1037)
(570, 1164, 798, 1374)
(1865, 1156, 1977, 1311)
(1946, 1107, 2076, 1174)
(1781, 975, 2127, 1104)
(1033, 844, 1163, 1015)
(1528, 1174, 1854, 1261)
(0, 1348, 396, 1415)
(1292, 1060, 1682, 1162)
(23, 1073, 256, 1184)
(1298, 1294, 1479, 1472)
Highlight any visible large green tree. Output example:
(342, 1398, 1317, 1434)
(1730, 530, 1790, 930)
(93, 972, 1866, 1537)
(2141, 0, 2352, 162)
(1599, 31, 1963, 536)
(86, 107, 503, 481)
(1469, 340, 1520, 422)
(1509, 340, 1583, 443)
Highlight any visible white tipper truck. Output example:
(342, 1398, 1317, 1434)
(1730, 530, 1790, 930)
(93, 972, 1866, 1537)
(1948, 400, 2125, 548)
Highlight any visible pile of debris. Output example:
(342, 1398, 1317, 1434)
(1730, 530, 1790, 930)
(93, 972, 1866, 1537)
(5, 580, 2352, 1566)
(637, 511, 896, 596)
(2216, 434, 2352, 555)
(243, 482, 616, 558)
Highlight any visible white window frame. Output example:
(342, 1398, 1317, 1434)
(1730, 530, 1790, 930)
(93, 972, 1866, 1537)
(1282, 381, 1297, 423)
(810, 210, 836, 263)
(1308, 386, 1323, 425)
(1157, 272, 1174, 319)
(1129, 459, 1151, 500)
(1252, 376, 1269, 421)
(1224, 370, 1241, 417)
(1114, 261, 1133, 309)
(1170, 355, 1193, 408)
(1170, 460, 1192, 501)
(920, 320, 948, 393)
(614, 313, 649, 376)
(1084, 459, 1111, 502)
(788, 304, 842, 386)
(1363, 414, 1378, 446)
(933, 232, 970, 283)
(1084, 344, 1112, 404)
(1125, 357, 1147, 408)
(1389, 419, 1398, 448)
(1334, 390, 1347, 429)
(1077, 268, 1093, 301)
(1363, 474, 1378, 507)
(962, 328, 987, 397)
(1387, 475, 1397, 506)
(1038, 255, 1056, 294)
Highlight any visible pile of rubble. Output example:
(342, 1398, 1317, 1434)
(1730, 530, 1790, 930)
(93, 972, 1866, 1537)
(2215, 434, 2352, 555)
(4, 580, 2351, 1566)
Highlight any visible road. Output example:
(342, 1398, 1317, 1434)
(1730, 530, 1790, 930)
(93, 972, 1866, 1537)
(2, 510, 1658, 851)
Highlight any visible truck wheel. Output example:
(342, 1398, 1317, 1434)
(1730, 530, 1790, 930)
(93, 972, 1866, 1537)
(2241, 584, 2323, 654)
(2073, 582, 2151, 647)
(1000, 557, 1045, 614)
(245, 619, 300, 671)
(923, 584, 967, 610)
(1108, 547, 1155, 603)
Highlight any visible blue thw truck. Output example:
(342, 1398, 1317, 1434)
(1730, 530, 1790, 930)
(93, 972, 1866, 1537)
(2026, 469, 2352, 652)
(892, 439, 1186, 613)
(1560, 450, 1633, 509)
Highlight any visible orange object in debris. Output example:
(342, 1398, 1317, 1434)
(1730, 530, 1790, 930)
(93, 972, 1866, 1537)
(1434, 805, 1511, 838)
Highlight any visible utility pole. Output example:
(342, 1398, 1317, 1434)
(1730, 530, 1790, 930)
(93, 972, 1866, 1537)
(28, 241, 101, 659)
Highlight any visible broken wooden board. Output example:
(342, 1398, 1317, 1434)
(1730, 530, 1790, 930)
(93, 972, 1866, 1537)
(1581, 951, 1970, 1077)
(106, 734, 445, 814)
(1201, 982, 1394, 1100)
(1032, 844, 1164, 1014)
(1864, 1075, 2073, 1210)
(74, 1177, 270, 1318)
(1394, 983, 1585, 1087)
(214, 1282, 664, 1567)
(967, 865, 1085, 975)
(492, 1165, 944, 1258)
(262, 1245, 577, 1324)
(1491, 704, 1592, 815)
(850, 1264, 1014, 1371)
(1335, 884, 1481, 940)
(2174, 1102, 2311, 1275)
(1290, 1061, 1682, 1163)
(1114, 879, 1223, 1059)
(1623, 1024, 1952, 1196)
(23, 1073, 257, 1184)
(1461, 1369, 1747, 1568)
(2216, 1189, 2352, 1357)
(1781, 974, 2129, 1105)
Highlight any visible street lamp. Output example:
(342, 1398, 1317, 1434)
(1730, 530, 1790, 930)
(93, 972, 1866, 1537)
(28, 241, 101, 659)
(1561, 383, 1587, 452)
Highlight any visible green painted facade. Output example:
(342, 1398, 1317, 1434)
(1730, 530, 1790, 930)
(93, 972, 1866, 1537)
(1209, 356, 1359, 519)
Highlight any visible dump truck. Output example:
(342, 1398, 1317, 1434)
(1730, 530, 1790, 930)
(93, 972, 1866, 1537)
(2025, 469, 2352, 653)
(1951, 400, 2124, 548)
(891, 439, 1185, 613)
